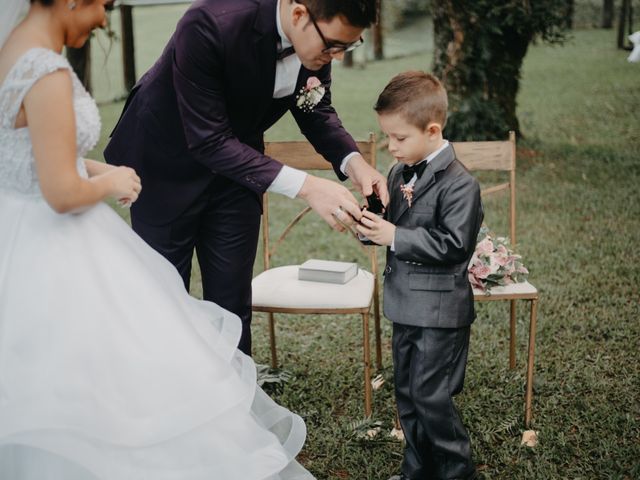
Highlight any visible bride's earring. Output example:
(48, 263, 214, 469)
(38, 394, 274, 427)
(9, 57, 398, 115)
(68, 1, 76, 10)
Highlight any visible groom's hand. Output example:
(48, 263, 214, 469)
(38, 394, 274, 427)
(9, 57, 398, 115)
(297, 175, 362, 232)
(345, 154, 389, 207)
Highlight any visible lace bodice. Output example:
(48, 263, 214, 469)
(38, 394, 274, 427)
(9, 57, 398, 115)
(0, 48, 99, 196)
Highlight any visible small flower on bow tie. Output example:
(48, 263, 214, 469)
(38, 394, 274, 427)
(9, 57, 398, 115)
(296, 76, 325, 113)
(400, 183, 414, 207)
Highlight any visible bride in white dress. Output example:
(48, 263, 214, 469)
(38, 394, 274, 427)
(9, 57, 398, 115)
(0, 0, 313, 478)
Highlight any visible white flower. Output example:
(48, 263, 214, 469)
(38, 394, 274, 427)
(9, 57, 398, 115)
(371, 374, 385, 390)
(295, 76, 326, 113)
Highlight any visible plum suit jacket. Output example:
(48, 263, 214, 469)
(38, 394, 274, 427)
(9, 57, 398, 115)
(105, 0, 357, 225)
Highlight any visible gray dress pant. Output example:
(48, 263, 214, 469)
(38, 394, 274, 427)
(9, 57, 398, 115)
(392, 324, 475, 480)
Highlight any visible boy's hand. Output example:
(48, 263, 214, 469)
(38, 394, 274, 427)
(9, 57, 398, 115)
(356, 210, 395, 246)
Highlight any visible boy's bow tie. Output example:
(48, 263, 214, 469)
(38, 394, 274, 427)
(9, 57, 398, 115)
(276, 46, 295, 60)
(402, 161, 428, 183)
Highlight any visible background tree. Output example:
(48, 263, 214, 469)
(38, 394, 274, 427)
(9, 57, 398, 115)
(432, 0, 573, 140)
(602, 0, 615, 28)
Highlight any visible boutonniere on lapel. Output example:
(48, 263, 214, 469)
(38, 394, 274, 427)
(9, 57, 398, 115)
(296, 77, 325, 112)
(399, 184, 414, 208)
(399, 160, 428, 208)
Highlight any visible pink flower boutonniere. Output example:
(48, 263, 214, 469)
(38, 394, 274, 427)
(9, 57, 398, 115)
(296, 77, 326, 113)
(400, 183, 414, 207)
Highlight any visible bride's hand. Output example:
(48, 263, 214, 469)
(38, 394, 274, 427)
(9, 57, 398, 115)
(103, 166, 142, 205)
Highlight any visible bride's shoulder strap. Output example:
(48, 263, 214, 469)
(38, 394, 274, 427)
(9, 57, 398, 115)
(0, 48, 71, 128)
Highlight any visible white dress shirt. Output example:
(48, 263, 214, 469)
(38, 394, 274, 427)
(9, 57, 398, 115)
(267, 0, 356, 198)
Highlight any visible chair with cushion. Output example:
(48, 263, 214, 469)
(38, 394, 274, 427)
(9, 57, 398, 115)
(251, 133, 382, 417)
(453, 131, 539, 426)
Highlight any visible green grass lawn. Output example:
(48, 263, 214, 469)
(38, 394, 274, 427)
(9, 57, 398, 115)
(92, 26, 639, 479)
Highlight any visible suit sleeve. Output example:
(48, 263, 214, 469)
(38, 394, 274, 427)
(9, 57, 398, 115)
(290, 64, 358, 181)
(394, 176, 483, 265)
(171, 8, 282, 193)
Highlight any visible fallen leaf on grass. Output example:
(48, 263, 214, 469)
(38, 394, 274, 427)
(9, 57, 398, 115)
(521, 430, 539, 447)
(389, 427, 404, 442)
(371, 374, 385, 390)
(366, 427, 381, 438)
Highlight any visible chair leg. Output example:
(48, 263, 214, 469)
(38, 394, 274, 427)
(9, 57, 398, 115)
(374, 293, 382, 370)
(524, 299, 538, 427)
(362, 312, 372, 418)
(268, 312, 278, 368)
(394, 407, 401, 430)
(509, 299, 517, 369)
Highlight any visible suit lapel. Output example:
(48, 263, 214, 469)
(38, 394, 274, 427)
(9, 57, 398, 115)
(392, 144, 456, 223)
(252, 0, 279, 107)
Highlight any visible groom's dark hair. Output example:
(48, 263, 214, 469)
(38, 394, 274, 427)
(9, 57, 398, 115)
(294, 0, 378, 28)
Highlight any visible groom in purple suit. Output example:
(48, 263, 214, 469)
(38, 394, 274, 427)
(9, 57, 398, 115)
(105, 0, 387, 355)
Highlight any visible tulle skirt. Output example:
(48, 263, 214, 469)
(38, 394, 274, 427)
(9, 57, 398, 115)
(0, 190, 313, 479)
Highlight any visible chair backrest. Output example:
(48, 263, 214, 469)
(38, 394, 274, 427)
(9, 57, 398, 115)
(261, 133, 377, 272)
(452, 131, 517, 245)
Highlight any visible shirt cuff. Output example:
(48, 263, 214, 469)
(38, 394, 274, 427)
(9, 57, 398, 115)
(339, 152, 360, 176)
(267, 165, 308, 198)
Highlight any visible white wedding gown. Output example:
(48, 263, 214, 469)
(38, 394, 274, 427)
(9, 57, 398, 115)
(0, 48, 313, 480)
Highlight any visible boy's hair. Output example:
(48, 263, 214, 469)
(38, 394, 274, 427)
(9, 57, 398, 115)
(293, 0, 378, 28)
(374, 71, 448, 131)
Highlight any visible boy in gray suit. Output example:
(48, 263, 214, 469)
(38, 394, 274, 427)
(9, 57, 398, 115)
(357, 71, 483, 480)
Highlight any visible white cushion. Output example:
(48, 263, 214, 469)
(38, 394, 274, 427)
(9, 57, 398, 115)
(473, 280, 538, 299)
(252, 265, 374, 309)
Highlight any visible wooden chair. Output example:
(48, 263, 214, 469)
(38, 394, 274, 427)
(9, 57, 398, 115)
(453, 131, 539, 426)
(251, 133, 382, 417)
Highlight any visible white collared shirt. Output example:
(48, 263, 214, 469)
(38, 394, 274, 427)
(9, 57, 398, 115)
(267, 0, 356, 198)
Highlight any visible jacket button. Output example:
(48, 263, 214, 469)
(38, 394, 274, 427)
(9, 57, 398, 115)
(384, 266, 392, 275)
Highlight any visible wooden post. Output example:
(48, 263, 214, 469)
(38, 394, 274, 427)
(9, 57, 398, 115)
(120, 4, 136, 91)
(618, 0, 632, 50)
(602, 0, 614, 28)
(373, 0, 383, 60)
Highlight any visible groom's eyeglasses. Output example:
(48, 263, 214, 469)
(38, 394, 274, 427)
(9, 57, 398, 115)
(306, 9, 364, 55)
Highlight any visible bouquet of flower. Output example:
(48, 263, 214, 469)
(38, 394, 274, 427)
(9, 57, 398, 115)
(468, 226, 529, 292)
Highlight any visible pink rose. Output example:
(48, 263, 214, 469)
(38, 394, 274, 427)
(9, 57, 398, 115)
(306, 76, 321, 90)
(475, 238, 494, 256)
(494, 252, 510, 267)
(468, 272, 485, 290)
(470, 263, 491, 279)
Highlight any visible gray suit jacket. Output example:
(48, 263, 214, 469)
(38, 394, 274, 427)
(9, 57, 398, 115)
(383, 144, 484, 328)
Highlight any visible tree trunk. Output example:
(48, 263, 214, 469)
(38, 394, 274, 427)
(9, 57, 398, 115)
(343, 51, 354, 67)
(373, 0, 383, 60)
(432, 2, 530, 140)
(602, 0, 615, 28)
